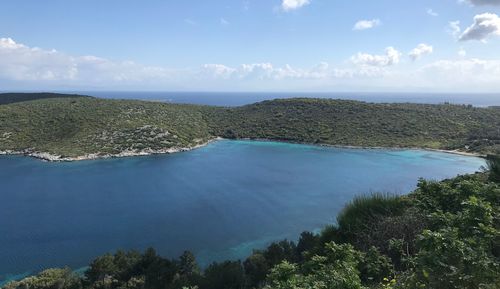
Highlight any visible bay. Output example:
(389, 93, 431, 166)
(0, 140, 485, 284)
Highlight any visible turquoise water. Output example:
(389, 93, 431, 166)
(0, 140, 485, 284)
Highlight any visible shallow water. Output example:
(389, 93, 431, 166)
(0, 140, 485, 284)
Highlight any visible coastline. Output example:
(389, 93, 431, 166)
(0, 137, 484, 162)
(0, 138, 222, 162)
(237, 138, 485, 158)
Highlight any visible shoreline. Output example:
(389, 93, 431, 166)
(237, 138, 485, 158)
(0, 138, 222, 162)
(0, 137, 484, 162)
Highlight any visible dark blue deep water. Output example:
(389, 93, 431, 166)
(0, 140, 486, 284)
(66, 91, 500, 107)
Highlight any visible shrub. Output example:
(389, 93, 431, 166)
(243, 253, 269, 289)
(201, 261, 245, 289)
(337, 193, 407, 245)
(265, 242, 365, 289)
(4, 268, 81, 289)
(486, 154, 500, 183)
(358, 247, 394, 285)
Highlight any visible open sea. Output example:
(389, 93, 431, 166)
(59, 91, 500, 107)
(0, 140, 486, 285)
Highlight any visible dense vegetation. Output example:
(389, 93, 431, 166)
(1, 94, 500, 158)
(0, 93, 91, 105)
(0, 97, 213, 157)
(207, 98, 500, 153)
(3, 168, 499, 289)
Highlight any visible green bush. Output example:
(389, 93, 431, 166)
(4, 268, 81, 289)
(201, 261, 245, 289)
(337, 193, 407, 245)
(265, 242, 365, 289)
(486, 154, 500, 183)
(399, 182, 500, 289)
(358, 247, 394, 285)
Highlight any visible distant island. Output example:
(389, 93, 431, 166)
(1, 92, 499, 161)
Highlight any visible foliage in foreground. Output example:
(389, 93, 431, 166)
(486, 154, 500, 183)
(3, 173, 499, 289)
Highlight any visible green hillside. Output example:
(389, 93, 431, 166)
(207, 98, 500, 153)
(0, 97, 213, 158)
(1, 95, 500, 159)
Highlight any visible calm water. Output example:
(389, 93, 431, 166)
(0, 140, 485, 284)
(63, 91, 500, 107)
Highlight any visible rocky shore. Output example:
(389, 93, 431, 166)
(0, 138, 221, 162)
(0, 137, 483, 162)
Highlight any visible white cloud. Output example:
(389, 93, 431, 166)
(459, 13, 500, 41)
(281, 0, 310, 11)
(202, 64, 236, 79)
(351, 47, 402, 67)
(220, 18, 229, 25)
(0, 37, 176, 87)
(458, 47, 467, 57)
(448, 21, 462, 38)
(427, 9, 438, 17)
(3, 37, 500, 92)
(409, 43, 433, 61)
(463, 0, 500, 6)
(418, 58, 500, 89)
(202, 62, 331, 80)
(353, 19, 381, 30)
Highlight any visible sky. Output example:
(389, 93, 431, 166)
(1, 0, 500, 92)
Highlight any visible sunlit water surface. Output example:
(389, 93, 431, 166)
(0, 140, 485, 284)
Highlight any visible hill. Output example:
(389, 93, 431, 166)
(1, 96, 500, 160)
(0, 92, 92, 105)
(208, 98, 500, 153)
(0, 97, 213, 160)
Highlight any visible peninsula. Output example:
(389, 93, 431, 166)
(1, 93, 499, 161)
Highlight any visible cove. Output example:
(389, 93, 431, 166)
(0, 140, 485, 284)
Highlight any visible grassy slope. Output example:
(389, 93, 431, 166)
(0, 97, 213, 157)
(1, 96, 500, 157)
(208, 98, 500, 152)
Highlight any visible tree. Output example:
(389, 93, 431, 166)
(171, 251, 202, 289)
(406, 196, 500, 289)
(113, 250, 142, 281)
(486, 154, 500, 183)
(358, 247, 393, 285)
(264, 261, 302, 289)
(296, 231, 320, 261)
(85, 254, 118, 284)
(265, 242, 365, 289)
(263, 240, 297, 267)
(4, 268, 81, 289)
(201, 261, 245, 289)
(142, 251, 177, 289)
(243, 253, 269, 288)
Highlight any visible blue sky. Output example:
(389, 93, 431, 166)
(1, 0, 500, 92)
